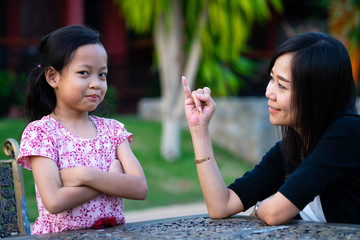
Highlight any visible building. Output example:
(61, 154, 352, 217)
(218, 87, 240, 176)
(0, 0, 158, 115)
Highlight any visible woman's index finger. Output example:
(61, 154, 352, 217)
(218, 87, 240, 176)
(182, 76, 191, 98)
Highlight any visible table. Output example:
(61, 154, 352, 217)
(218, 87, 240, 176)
(11, 214, 360, 239)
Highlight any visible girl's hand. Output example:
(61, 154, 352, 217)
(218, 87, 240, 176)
(108, 159, 124, 173)
(182, 76, 216, 128)
(60, 160, 124, 187)
(60, 167, 87, 187)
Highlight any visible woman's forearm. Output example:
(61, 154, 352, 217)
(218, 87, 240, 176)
(183, 77, 244, 218)
(190, 126, 244, 218)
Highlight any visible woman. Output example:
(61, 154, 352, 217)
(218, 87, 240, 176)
(182, 32, 360, 225)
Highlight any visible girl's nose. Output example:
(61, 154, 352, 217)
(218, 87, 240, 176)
(89, 76, 101, 89)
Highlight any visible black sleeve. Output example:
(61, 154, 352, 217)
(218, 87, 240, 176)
(279, 115, 360, 211)
(228, 141, 286, 210)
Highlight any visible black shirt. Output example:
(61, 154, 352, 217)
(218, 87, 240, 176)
(228, 111, 360, 224)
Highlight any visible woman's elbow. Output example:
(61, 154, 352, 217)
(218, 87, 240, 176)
(261, 212, 289, 226)
(207, 207, 232, 219)
(208, 212, 227, 219)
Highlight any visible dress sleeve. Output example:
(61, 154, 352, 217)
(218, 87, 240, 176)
(17, 121, 58, 170)
(279, 115, 360, 211)
(113, 120, 133, 147)
(228, 141, 286, 210)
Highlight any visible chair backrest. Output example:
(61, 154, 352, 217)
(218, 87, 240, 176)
(0, 138, 30, 237)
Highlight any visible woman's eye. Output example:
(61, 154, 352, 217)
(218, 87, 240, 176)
(278, 83, 286, 89)
(268, 75, 274, 82)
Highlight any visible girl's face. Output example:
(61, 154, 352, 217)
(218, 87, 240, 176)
(54, 44, 108, 114)
(265, 53, 296, 129)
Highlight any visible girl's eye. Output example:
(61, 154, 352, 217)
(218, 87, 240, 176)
(268, 75, 274, 82)
(99, 72, 107, 79)
(78, 71, 89, 76)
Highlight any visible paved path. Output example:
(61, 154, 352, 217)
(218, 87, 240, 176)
(124, 202, 253, 223)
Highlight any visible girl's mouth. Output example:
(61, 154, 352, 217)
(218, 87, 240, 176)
(87, 95, 100, 100)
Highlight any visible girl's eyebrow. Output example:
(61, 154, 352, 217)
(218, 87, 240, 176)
(78, 64, 108, 70)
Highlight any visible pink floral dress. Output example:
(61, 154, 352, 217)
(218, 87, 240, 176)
(17, 115, 133, 234)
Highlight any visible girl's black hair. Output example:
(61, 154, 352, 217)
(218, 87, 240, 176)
(268, 32, 356, 169)
(25, 25, 105, 122)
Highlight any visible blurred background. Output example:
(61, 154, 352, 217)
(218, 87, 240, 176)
(1, 0, 359, 223)
(3, 0, 357, 118)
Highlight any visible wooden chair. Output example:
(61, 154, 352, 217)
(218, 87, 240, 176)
(0, 138, 30, 237)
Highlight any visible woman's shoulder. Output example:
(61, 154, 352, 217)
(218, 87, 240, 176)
(261, 141, 285, 166)
(329, 110, 360, 131)
(332, 110, 360, 120)
(320, 110, 360, 149)
(265, 141, 283, 156)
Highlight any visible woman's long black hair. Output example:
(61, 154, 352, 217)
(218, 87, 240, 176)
(268, 32, 356, 169)
(24, 25, 104, 122)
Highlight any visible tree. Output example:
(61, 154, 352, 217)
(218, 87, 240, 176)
(114, 0, 282, 160)
(328, 0, 360, 84)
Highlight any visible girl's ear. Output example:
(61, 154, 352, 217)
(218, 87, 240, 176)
(45, 67, 60, 88)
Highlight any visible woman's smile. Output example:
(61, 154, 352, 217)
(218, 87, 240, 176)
(268, 105, 281, 113)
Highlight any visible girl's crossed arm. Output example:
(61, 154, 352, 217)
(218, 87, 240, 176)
(60, 139, 148, 200)
(30, 156, 101, 214)
(31, 139, 147, 214)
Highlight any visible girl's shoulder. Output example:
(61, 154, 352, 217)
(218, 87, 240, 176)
(24, 115, 58, 133)
(89, 115, 124, 128)
(89, 115, 130, 134)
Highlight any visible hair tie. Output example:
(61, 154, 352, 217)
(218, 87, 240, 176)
(37, 64, 41, 69)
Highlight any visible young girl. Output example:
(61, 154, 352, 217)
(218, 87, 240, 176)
(17, 25, 148, 234)
(183, 32, 360, 225)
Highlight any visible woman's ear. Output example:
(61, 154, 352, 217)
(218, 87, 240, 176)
(45, 67, 60, 88)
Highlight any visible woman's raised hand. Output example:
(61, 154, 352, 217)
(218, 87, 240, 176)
(182, 76, 216, 128)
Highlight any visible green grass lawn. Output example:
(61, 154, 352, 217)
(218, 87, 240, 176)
(0, 115, 253, 222)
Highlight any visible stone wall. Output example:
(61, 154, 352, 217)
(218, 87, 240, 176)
(209, 97, 279, 164)
(138, 97, 279, 164)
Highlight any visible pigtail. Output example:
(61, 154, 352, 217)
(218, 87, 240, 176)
(24, 64, 56, 122)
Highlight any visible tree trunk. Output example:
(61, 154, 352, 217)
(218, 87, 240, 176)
(160, 116, 181, 159)
(154, 0, 207, 161)
(154, 0, 183, 160)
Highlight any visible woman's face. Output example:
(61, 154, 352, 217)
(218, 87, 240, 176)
(265, 53, 296, 129)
